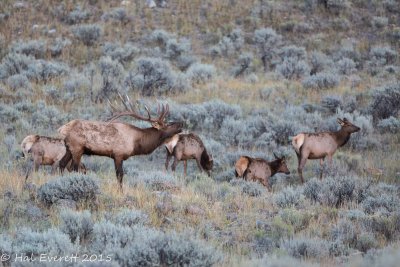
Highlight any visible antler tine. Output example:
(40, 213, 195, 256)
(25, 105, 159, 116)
(125, 94, 135, 112)
(160, 103, 169, 122)
(144, 105, 152, 120)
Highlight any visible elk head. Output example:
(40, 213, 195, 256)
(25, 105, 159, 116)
(107, 94, 183, 137)
(273, 153, 290, 175)
(337, 118, 360, 133)
(203, 154, 214, 172)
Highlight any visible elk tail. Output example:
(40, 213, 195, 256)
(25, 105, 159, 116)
(292, 134, 305, 154)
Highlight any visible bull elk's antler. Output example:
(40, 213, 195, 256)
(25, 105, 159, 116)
(106, 94, 169, 129)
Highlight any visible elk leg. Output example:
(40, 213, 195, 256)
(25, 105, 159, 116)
(195, 158, 202, 173)
(165, 149, 172, 170)
(298, 157, 307, 184)
(51, 161, 59, 175)
(171, 157, 179, 172)
(184, 160, 187, 176)
(114, 157, 124, 191)
(262, 177, 270, 191)
(71, 153, 83, 172)
(319, 158, 325, 180)
(59, 149, 72, 174)
(25, 160, 34, 182)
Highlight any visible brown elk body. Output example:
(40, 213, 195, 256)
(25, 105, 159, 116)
(164, 133, 213, 176)
(235, 154, 290, 190)
(58, 103, 182, 190)
(292, 117, 360, 183)
(21, 135, 86, 180)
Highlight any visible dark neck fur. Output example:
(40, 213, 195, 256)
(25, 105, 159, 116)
(269, 159, 281, 177)
(334, 127, 351, 147)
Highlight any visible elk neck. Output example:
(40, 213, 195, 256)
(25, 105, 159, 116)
(268, 159, 281, 176)
(133, 127, 166, 155)
(332, 127, 351, 147)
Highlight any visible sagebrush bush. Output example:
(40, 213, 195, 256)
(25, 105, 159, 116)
(283, 237, 330, 259)
(274, 187, 304, 208)
(321, 95, 342, 113)
(89, 221, 135, 254)
(303, 176, 356, 207)
(309, 51, 334, 75)
(217, 28, 244, 57)
(13, 228, 76, 257)
(337, 57, 356, 75)
(49, 38, 71, 57)
(113, 208, 148, 227)
(60, 209, 93, 243)
(64, 5, 90, 25)
(114, 227, 222, 267)
(37, 174, 100, 206)
(125, 57, 187, 96)
(186, 63, 216, 84)
(377, 116, 400, 134)
(72, 24, 102, 46)
(302, 72, 340, 90)
(7, 73, 31, 91)
(11, 39, 47, 58)
(276, 57, 310, 80)
(103, 42, 139, 64)
(230, 179, 265, 197)
(98, 56, 125, 99)
(369, 83, 400, 123)
(102, 7, 131, 23)
(231, 52, 253, 77)
(149, 29, 173, 50)
(254, 28, 282, 71)
(126, 170, 178, 191)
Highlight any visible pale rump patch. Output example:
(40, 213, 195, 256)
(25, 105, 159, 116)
(292, 133, 305, 154)
(164, 134, 180, 153)
(235, 156, 250, 177)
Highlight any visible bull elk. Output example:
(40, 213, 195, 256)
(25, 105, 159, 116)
(21, 135, 86, 180)
(58, 96, 183, 190)
(292, 117, 360, 183)
(235, 153, 290, 190)
(164, 133, 213, 176)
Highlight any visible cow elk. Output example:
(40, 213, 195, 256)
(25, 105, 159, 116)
(21, 135, 86, 180)
(235, 153, 290, 190)
(292, 117, 360, 183)
(164, 133, 213, 176)
(58, 96, 183, 190)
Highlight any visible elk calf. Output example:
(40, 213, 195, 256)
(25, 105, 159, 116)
(164, 133, 213, 176)
(21, 135, 86, 180)
(235, 154, 290, 190)
(292, 117, 360, 183)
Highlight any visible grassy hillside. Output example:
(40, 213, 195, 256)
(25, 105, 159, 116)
(0, 0, 399, 266)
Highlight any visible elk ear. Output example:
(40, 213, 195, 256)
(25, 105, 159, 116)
(151, 122, 162, 130)
(337, 118, 345, 126)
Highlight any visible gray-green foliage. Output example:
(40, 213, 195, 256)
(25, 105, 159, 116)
(72, 24, 102, 46)
(60, 209, 93, 243)
(37, 174, 100, 206)
(113, 208, 148, 227)
(125, 57, 188, 96)
(89, 222, 221, 267)
(12, 228, 76, 257)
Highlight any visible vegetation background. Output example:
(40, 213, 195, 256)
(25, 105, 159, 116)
(0, 0, 399, 266)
